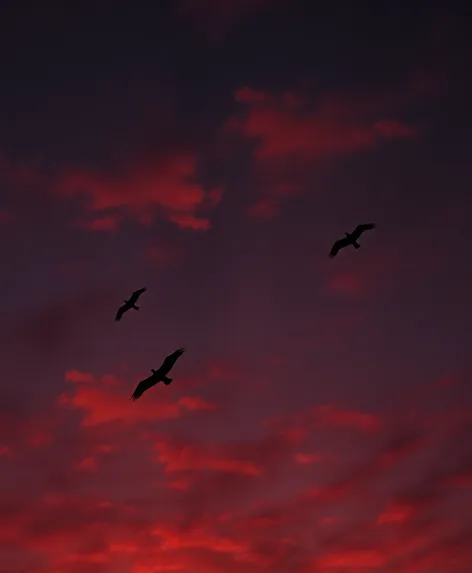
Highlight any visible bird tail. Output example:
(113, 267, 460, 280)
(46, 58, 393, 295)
(163, 377, 172, 385)
(353, 242, 361, 249)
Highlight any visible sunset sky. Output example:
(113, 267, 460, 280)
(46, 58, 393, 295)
(1, 1, 471, 572)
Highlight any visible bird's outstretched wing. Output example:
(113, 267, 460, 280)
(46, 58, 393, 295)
(329, 237, 349, 258)
(130, 374, 157, 401)
(352, 223, 376, 240)
(128, 287, 147, 305)
(115, 304, 128, 321)
(158, 347, 186, 375)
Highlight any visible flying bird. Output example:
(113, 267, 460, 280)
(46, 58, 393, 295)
(329, 223, 376, 258)
(130, 347, 186, 401)
(115, 288, 147, 321)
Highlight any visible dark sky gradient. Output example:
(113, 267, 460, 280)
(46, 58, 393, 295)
(1, 1, 471, 572)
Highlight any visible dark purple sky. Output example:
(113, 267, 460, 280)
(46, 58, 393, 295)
(0, 2, 471, 572)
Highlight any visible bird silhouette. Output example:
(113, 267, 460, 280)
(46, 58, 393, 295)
(329, 223, 376, 258)
(130, 347, 186, 401)
(115, 288, 147, 321)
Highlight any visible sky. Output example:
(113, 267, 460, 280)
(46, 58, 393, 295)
(0, 1, 471, 572)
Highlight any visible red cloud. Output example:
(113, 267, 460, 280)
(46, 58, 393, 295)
(146, 243, 180, 265)
(235, 86, 269, 104)
(265, 402, 384, 446)
(443, 471, 472, 488)
(177, 0, 273, 39)
(294, 452, 325, 465)
(373, 119, 419, 139)
(177, 396, 215, 411)
(231, 86, 418, 163)
(377, 431, 427, 468)
(2, 349, 471, 573)
(0, 147, 219, 232)
(377, 501, 415, 524)
(16, 287, 114, 353)
(55, 153, 217, 231)
(154, 438, 263, 476)
(76, 456, 97, 471)
(74, 213, 121, 232)
(2, 401, 472, 573)
(316, 404, 383, 433)
(169, 212, 211, 230)
(27, 429, 53, 448)
(0, 153, 40, 187)
(64, 370, 94, 384)
(324, 271, 367, 296)
(434, 372, 465, 389)
(152, 523, 249, 554)
(247, 198, 279, 219)
(322, 239, 444, 299)
(317, 549, 386, 568)
(58, 371, 215, 425)
(152, 424, 307, 483)
(0, 209, 11, 224)
(0, 445, 12, 457)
